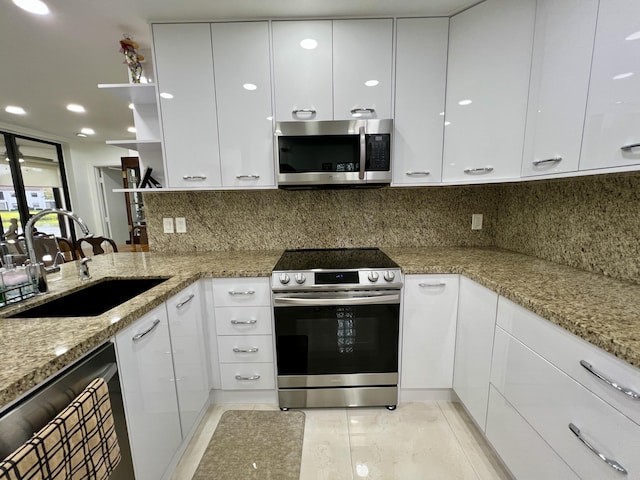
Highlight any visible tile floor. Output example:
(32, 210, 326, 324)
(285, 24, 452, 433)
(171, 402, 512, 480)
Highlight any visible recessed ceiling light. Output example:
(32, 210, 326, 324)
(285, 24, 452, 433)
(613, 72, 634, 80)
(444, 121, 451, 126)
(80, 127, 95, 135)
(127, 126, 136, 133)
(76, 133, 88, 138)
(66, 103, 85, 113)
(160, 92, 173, 99)
(300, 38, 318, 50)
(12, 0, 49, 15)
(364, 80, 379, 87)
(5, 106, 26, 115)
(128, 103, 135, 109)
(243, 83, 257, 91)
(458, 99, 473, 106)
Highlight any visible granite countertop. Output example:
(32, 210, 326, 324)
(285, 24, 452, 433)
(1, 247, 639, 410)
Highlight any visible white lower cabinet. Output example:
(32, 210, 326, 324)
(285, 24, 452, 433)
(453, 276, 498, 431)
(211, 277, 275, 391)
(166, 281, 209, 438)
(115, 304, 182, 480)
(486, 386, 579, 480)
(491, 325, 640, 479)
(401, 274, 458, 389)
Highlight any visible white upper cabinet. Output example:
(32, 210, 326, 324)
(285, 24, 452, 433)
(333, 19, 394, 120)
(152, 23, 222, 188)
(393, 17, 448, 185)
(211, 22, 275, 188)
(272, 21, 333, 121)
(522, 0, 599, 177)
(580, 0, 640, 171)
(443, 0, 535, 183)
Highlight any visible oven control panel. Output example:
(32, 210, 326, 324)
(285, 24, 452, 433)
(272, 269, 402, 291)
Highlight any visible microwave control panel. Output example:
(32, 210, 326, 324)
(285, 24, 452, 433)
(366, 134, 391, 170)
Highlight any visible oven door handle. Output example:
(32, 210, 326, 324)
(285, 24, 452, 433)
(273, 293, 400, 306)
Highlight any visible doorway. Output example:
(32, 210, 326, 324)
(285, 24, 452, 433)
(95, 166, 129, 245)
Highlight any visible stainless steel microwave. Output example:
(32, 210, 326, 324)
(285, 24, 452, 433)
(275, 119, 392, 188)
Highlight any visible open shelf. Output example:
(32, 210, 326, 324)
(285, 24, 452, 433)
(106, 139, 162, 155)
(98, 83, 157, 104)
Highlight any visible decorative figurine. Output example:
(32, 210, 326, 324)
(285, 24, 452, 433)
(119, 34, 145, 83)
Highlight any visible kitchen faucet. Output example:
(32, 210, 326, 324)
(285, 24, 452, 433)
(24, 208, 93, 293)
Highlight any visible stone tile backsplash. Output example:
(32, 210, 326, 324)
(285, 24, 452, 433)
(144, 172, 639, 284)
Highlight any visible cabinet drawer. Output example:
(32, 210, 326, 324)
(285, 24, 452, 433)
(214, 306, 273, 335)
(491, 327, 640, 479)
(219, 363, 275, 390)
(217, 335, 274, 363)
(212, 277, 271, 307)
(497, 297, 640, 427)
(486, 386, 579, 480)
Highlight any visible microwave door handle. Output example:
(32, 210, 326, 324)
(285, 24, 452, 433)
(359, 126, 366, 180)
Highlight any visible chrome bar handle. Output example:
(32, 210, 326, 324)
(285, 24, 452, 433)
(532, 156, 562, 166)
(231, 319, 257, 325)
(620, 143, 640, 151)
(351, 108, 376, 115)
(182, 175, 207, 181)
(236, 174, 260, 180)
(228, 290, 255, 296)
(406, 171, 430, 176)
(580, 360, 640, 400)
(176, 294, 195, 309)
(464, 167, 494, 174)
(235, 374, 261, 381)
(418, 282, 446, 287)
(132, 319, 161, 342)
(233, 347, 259, 353)
(274, 293, 400, 307)
(359, 126, 366, 180)
(568, 423, 628, 474)
(292, 108, 316, 116)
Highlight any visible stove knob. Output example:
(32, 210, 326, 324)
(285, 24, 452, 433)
(294, 273, 306, 284)
(368, 271, 379, 282)
(383, 271, 396, 282)
(279, 273, 290, 285)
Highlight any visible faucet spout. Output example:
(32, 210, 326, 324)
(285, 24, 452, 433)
(24, 208, 93, 292)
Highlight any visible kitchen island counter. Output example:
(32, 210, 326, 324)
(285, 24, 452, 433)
(1, 247, 638, 409)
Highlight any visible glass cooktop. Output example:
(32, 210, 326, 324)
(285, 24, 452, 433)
(273, 248, 399, 271)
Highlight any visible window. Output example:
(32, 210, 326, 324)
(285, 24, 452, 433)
(0, 132, 73, 243)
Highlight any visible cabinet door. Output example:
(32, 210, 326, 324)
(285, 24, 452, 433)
(443, 0, 535, 183)
(272, 20, 333, 121)
(212, 22, 275, 188)
(166, 281, 209, 438)
(453, 276, 498, 431)
(580, 0, 640, 171)
(522, 0, 598, 177)
(486, 386, 580, 480)
(393, 18, 448, 185)
(115, 305, 181, 480)
(153, 23, 222, 188)
(401, 275, 458, 389)
(333, 19, 394, 120)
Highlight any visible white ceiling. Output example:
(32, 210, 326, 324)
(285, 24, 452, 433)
(0, 0, 479, 145)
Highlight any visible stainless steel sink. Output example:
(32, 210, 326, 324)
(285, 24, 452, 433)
(7, 278, 167, 318)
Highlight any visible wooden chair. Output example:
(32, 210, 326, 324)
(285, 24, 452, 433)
(77, 236, 118, 257)
(55, 237, 77, 261)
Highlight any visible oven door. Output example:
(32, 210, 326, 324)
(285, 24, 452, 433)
(273, 290, 400, 385)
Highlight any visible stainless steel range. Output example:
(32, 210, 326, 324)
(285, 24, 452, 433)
(272, 248, 402, 410)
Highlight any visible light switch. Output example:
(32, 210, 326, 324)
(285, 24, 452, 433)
(163, 217, 174, 233)
(175, 217, 187, 233)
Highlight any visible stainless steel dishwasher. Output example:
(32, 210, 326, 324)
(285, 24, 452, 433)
(0, 341, 135, 478)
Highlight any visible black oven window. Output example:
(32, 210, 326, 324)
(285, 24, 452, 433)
(275, 304, 399, 376)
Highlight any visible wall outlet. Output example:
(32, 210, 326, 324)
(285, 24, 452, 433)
(471, 214, 483, 230)
(175, 217, 187, 233)
(163, 217, 174, 233)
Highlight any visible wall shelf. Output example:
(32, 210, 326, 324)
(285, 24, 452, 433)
(97, 83, 157, 104)
(105, 139, 162, 155)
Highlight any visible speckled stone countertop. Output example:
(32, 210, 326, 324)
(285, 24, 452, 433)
(1, 247, 639, 410)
